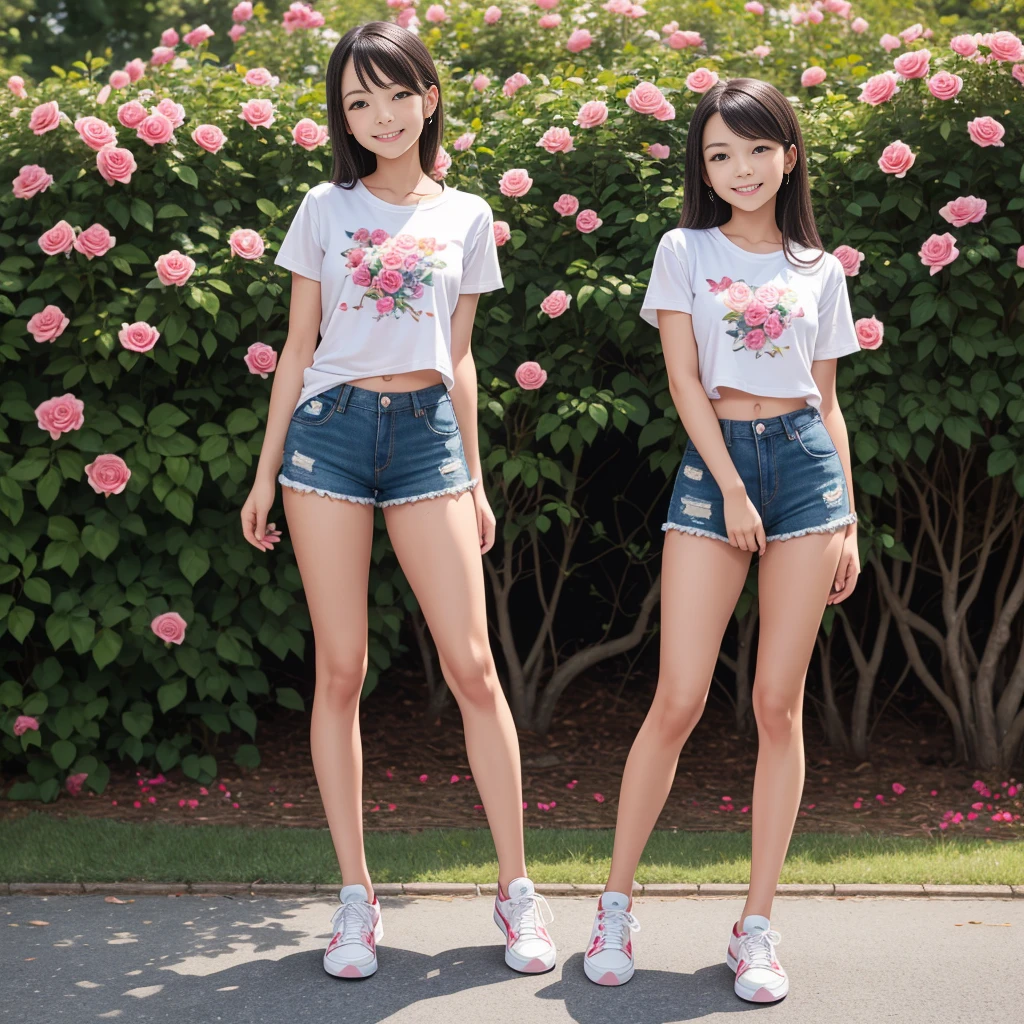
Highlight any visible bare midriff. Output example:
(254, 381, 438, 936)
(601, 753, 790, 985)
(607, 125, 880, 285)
(345, 368, 445, 393)
(711, 385, 808, 421)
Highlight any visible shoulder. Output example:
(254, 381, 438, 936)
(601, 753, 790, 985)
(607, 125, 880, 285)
(657, 226, 712, 256)
(450, 187, 494, 221)
(301, 180, 337, 204)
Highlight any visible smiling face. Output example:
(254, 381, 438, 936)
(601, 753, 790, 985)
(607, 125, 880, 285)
(701, 112, 797, 208)
(340, 57, 438, 160)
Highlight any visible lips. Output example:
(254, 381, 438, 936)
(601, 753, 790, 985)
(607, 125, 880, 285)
(732, 183, 763, 194)
(374, 128, 404, 140)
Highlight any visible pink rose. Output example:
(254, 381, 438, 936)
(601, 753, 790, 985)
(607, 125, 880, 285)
(939, 195, 986, 227)
(987, 30, 1024, 62)
(244, 67, 278, 87)
(27, 305, 70, 343)
(12, 164, 53, 199)
(832, 244, 865, 275)
(191, 124, 226, 153)
(877, 139, 915, 177)
(858, 71, 900, 106)
(498, 167, 534, 198)
(376, 296, 395, 315)
(118, 321, 160, 352)
(575, 209, 603, 233)
(74, 115, 118, 150)
(29, 100, 61, 135)
(352, 264, 372, 287)
(380, 248, 406, 270)
(537, 126, 575, 154)
(668, 30, 701, 49)
(900, 22, 923, 42)
(493, 220, 511, 246)
(96, 145, 137, 185)
(967, 116, 1005, 147)
(154, 249, 196, 286)
(540, 289, 571, 317)
(65, 772, 89, 797)
(433, 146, 452, 179)
(880, 33, 902, 53)
(152, 97, 185, 128)
(85, 453, 131, 496)
(686, 68, 719, 93)
(1012, 64, 1024, 86)
(347, 248, 366, 267)
(949, 34, 978, 57)
(473, 74, 490, 91)
(801, 66, 827, 87)
(137, 112, 175, 146)
(352, 228, 370, 242)
(35, 393, 85, 439)
(95, 84, 112, 105)
(183, 24, 215, 48)
(763, 311, 784, 339)
(566, 29, 592, 52)
(538, 14, 562, 29)
(233, 2, 254, 21)
(743, 301, 770, 327)
(244, 341, 278, 377)
(918, 232, 959, 275)
(754, 283, 781, 306)
(125, 57, 146, 83)
(239, 98, 275, 129)
(292, 117, 329, 150)
(7, 75, 27, 99)
(893, 49, 930, 79)
(553, 193, 580, 216)
(515, 361, 547, 389)
(575, 100, 608, 129)
(927, 70, 963, 100)
(38, 220, 76, 256)
(647, 143, 670, 159)
(626, 81, 668, 114)
(378, 269, 404, 293)
(1017, 245, 1024, 269)
(425, 4, 448, 22)
(13, 715, 40, 736)
(453, 131, 476, 151)
(109, 70, 130, 90)
(74, 223, 116, 259)
(151, 611, 187, 644)
(484, 6, 502, 24)
(370, 228, 390, 246)
(745, 0, 765, 11)
(856, 315, 884, 349)
(229, 23, 247, 42)
(151, 46, 176, 66)
(229, 228, 265, 260)
(503, 71, 531, 98)
(117, 100, 148, 128)
(744, 329, 767, 351)
(160, 28, 180, 47)
(723, 281, 754, 312)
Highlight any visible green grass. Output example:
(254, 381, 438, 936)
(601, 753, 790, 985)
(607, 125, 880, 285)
(2, 814, 1022, 885)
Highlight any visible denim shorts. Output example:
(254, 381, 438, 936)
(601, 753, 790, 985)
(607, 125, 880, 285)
(278, 382, 477, 507)
(663, 405, 857, 544)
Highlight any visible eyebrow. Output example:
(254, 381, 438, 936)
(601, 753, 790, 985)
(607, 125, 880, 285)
(342, 81, 399, 100)
(703, 140, 771, 151)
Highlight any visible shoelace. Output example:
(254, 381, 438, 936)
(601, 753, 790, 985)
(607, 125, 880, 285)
(330, 900, 375, 948)
(508, 890, 554, 943)
(591, 907, 641, 953)
(739, 927, 782, 970)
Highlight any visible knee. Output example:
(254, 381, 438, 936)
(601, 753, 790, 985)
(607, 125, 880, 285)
(650, 685, 706, 744)
(315, 656, 367, 711)
(446, 646, 500, 710)
(753, 685, 801, 739)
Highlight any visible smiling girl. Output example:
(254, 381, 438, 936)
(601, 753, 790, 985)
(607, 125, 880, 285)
(583, 78, 863, 1001)
(240, 22, 556, 980)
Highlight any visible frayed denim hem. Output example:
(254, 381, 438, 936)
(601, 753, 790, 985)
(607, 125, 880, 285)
(377, 476, 479, 508)
(765, 512, 858, 543)
(661, 522, 731, 544)
(278, 474, 375, 505)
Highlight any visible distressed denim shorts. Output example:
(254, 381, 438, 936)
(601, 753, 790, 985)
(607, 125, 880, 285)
(663, 405, 858, 544)
(278, 382, 477, 507)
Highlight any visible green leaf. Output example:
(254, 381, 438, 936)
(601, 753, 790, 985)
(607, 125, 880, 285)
(156, 203, 189, 220)
(92, 628, 122, 669)
(164, 488, 194, 524)
(257, 198, 282, 218)
(225, 408, 259, 434)
(23, 577, 52, 605)
(229, 702, 257, 738)
(276, 686, 305, 712)
(36, 467, 61, 510)
(7, 606, 35, 643)
(81, 523, 119, 561)
(157, 679, 188, 713)
(234, 744, 261, 768)
(121, 704, 153, 738)
(131, 198, 154, 232)
(179, 546, 210, 585)
(50, 739, 77, 770)
(173, 164, 199, 188)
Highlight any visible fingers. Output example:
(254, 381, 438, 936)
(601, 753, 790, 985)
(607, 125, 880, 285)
(257, 521, 282, 552)
(755, 522, 767, 556)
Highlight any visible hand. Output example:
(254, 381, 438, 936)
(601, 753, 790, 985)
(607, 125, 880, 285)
(471, 481, 496, 554)
(723, 487, 766, 555)
(240, 476, 283, 552)
(826, 529, 860, 604)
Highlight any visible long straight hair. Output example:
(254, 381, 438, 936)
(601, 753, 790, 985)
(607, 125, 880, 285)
(680, 77, 824, 270)
(324, 21, 445, 192)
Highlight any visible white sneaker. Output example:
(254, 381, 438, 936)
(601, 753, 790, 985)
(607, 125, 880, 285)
(323, 883, 384, 979)
(729, 913, 789, 1003)
(492, 877, 557, 973)
(583, 891, 641, 986)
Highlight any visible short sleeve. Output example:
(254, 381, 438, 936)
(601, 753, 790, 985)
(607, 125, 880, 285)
(639, 232, 693, 327)
(459, 204, 504, 294)
(274, 189, 324, 281)
(813, 256, 861, 360)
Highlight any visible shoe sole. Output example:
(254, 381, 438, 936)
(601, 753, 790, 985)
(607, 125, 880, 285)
(492, 906, 556, 973)
(324, 912, 384, 979)
(735, 976, 789, 1002)
(583, 956, 634, 986)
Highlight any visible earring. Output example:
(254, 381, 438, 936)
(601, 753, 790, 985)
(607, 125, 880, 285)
(708, 188, 714, 201)
(786, 172, 790, 185)
(427, 114, 434, 124)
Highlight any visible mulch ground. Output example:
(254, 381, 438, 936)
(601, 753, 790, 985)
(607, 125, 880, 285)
(2, 665, 1020, 840)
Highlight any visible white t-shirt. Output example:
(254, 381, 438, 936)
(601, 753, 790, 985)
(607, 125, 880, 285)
(274, 178, 504, 409)
(639, 225, 861, 409)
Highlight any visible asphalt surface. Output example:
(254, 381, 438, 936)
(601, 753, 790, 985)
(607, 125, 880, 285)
(3, 893, 1020, 1023)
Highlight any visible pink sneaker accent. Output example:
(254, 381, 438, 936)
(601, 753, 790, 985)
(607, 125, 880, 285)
(753, 987, 777, 1001)
(596, 971, 622, 986)
(339, 965, 363, 978)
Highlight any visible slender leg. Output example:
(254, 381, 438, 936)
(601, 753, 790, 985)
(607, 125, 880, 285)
(384, 491, 527, 891)
(605, 531, 752, 895)
(282, 487, 376, 896)
(739, 529, 845, 923)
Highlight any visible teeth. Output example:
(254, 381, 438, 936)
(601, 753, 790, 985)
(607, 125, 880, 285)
(375, 130, 402, 139)
(734, 183, 761, 193)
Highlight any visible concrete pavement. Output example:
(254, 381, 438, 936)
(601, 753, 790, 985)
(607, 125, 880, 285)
(3, 893, 1020, 1023)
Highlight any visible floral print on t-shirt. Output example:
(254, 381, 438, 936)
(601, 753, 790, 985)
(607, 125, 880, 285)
(341, 228, 448, 321)
(707, 275, 805, 359)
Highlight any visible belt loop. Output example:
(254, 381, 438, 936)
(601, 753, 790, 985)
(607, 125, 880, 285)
(780, 410, 795, 440)
(337, 384, 352, 414)
(722, 418, 732, 448)
(410, 388, 425, 417)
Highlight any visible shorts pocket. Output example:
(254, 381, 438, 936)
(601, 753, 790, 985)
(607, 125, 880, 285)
(290, 393, 337, 427)
(794, 419, 837, 458)
(422, 395, 460, 436)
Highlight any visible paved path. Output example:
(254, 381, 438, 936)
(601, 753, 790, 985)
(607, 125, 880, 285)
(3, 893, 1020, 1023)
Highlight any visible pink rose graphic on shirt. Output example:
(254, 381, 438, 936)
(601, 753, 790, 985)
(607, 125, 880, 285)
(707, 276, 803, 358)
(341, 228, 447, 322)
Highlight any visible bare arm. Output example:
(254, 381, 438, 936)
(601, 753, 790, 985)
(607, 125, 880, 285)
(812, 357, 856, 533)
(447, 291, 483, 486)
